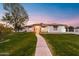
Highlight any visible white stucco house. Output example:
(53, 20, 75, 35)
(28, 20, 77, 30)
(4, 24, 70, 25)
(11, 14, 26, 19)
(74, 27, 79, 32)
(24, 23, 68, 34)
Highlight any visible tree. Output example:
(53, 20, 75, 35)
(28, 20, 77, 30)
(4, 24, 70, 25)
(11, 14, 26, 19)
(0, 24, 4, 40)
(2, 3, 29, 32)
(0, 23, 13, 41)
(0, 24, 4, 33)
(68, 26, 74, 32)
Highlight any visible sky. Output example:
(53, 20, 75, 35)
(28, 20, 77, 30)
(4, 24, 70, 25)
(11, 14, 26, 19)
(0, 3, 79, 26)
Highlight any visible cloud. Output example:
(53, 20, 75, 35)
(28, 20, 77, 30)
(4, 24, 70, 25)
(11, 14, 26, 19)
(57, 17, 79, 26)
(27, 14, 58, 25)
(26, 14, 79, 26)
(0, 10, 6, 20)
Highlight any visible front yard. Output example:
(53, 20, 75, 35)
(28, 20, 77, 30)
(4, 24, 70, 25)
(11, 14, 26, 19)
(0, 32, 37, 56)
(1, 32, 79, 56)
(42, 34, 79, 56)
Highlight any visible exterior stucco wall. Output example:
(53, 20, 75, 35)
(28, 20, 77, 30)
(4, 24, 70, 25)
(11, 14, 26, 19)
(25, 24, 67, 33)
(57, 26, 66, 32)
(74, 29, 79, 32)
(41, 27, 48, 32)
(47, 26, 54, 33)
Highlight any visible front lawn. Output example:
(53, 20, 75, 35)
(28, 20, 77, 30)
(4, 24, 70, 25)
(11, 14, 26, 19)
(42, 34, 79, 56)
(0, 32, 37, 56)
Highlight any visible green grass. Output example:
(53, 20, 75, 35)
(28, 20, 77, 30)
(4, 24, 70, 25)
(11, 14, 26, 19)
(42, 34, 79, 56)
(0, 32, 37, 56)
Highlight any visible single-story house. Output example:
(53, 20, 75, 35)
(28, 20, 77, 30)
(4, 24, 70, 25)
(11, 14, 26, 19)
(74, 27, 79, 32)
(24, 23, 68, 34)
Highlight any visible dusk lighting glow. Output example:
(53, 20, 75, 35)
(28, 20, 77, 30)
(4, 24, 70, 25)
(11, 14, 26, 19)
(0, 3, 79, 26)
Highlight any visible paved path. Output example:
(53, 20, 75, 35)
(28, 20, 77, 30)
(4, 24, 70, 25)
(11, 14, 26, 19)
(35, 34, 52, 56)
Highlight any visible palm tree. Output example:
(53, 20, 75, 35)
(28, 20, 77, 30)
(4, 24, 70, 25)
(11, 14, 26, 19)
(3, 3, 29, 32)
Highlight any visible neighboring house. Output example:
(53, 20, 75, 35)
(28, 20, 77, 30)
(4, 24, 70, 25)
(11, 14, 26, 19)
(74, 27, 79, 32)
(24, 23, 68, 34)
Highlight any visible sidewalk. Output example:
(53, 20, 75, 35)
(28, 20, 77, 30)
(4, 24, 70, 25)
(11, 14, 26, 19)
(35, 34, 52, 56)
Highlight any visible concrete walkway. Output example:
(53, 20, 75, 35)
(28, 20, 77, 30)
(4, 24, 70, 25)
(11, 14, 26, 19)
(35, 34, 52, 56)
